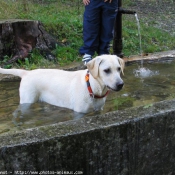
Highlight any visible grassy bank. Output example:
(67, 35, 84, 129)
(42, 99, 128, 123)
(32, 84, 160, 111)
(0, 0, 174, 68)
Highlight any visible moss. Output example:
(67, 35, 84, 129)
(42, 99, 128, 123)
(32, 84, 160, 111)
(114, 97, 134, 110)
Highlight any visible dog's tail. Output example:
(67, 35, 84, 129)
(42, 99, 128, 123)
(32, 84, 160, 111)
(0, 67, 28, 78)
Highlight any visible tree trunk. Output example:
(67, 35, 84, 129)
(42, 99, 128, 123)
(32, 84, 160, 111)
(0, 19, 58, 64)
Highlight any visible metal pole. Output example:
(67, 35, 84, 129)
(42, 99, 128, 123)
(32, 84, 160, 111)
(113, 0, 136, 58)
(113, 0, 123, 57)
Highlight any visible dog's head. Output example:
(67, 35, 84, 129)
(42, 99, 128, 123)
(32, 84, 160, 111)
(87, 55, 124, 91)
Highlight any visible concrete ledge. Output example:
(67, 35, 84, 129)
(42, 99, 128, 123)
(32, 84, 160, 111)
(124, 50, 175, 64)
(0, 99, 175, 174)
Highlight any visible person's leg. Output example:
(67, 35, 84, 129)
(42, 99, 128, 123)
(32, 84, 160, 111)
(98, 0, 118, 55)
(79, 0, 102, 60)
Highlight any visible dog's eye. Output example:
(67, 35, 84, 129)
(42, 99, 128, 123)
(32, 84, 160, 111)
(104, 68, 111, 74)
(117, 67, 121, 72)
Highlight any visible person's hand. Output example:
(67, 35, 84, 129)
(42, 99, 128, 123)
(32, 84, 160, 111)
(83, 0, 90, 5)
(104, 0, 112, 3)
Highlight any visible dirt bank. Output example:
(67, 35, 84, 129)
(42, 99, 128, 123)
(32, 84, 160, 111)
(126, 0, 175, 35)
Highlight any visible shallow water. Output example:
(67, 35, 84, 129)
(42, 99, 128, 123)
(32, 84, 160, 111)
(0, 60, 175, 134)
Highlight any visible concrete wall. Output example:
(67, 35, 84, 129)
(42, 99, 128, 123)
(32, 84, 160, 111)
(0, 99, 175, 175)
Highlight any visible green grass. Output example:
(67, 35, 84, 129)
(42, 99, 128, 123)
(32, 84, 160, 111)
(122, 19, 175, 56)
(0, 0, 174, 69)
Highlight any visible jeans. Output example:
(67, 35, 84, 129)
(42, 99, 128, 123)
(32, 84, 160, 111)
(79, 0, 118, 56)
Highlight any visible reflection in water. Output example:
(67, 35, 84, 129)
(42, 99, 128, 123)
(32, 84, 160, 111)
(12, 103, 75, 127)
(0, 60, 175, 134)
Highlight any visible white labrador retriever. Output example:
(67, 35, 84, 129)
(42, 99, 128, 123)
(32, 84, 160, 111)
(0, 55, 124, 114)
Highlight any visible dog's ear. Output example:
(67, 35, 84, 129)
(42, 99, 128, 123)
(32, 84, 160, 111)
(87, 56, 102, 79)
(118, 57, 125, 75)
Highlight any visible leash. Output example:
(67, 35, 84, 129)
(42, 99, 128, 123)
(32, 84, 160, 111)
(85, 70, 109, 99)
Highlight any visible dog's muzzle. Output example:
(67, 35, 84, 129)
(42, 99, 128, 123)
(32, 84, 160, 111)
(107, 82, 124, 91)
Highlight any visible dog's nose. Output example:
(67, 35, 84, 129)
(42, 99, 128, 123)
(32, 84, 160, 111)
(116, 83, 124, 91)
